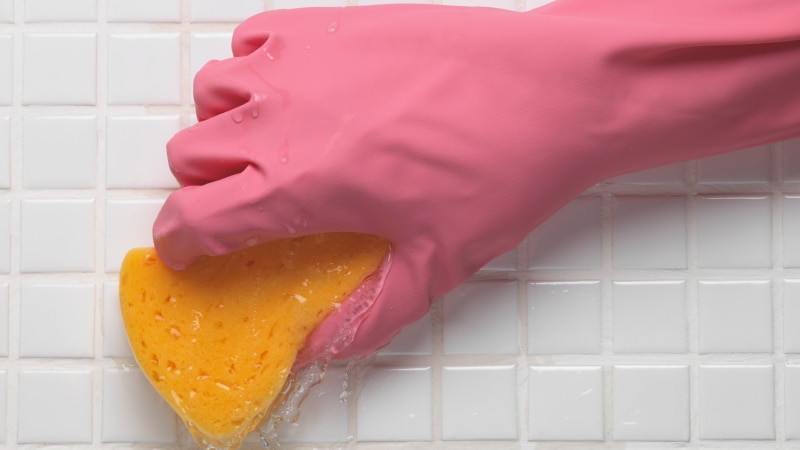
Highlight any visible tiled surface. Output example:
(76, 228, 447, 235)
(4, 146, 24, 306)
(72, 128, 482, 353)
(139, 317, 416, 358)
(1, 1, 799, 449)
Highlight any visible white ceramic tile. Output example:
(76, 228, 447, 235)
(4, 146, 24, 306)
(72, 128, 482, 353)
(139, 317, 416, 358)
(442, 365, 517, 440)
(698, 365, 775, 440)
(107, 34, 180, 105)
(358, 0, 430, 4)
(190, 32, 233, 104)
(106, 116, 180, 189)
(612, 365, 689, 441)
(20, 282, 94, 358)
(528, 281, 601, 354)
(786, 365, 800, 439)
(612, 281, 687, 353)
(277, 366, 349, 442)
(18, 369, 93, 443)
(441, 0, 516, 9)
(443, 280, 518, 355)
(0, 35, 11, 105)
(103, 280, 132, 357)
(23, 33, 96, 105)
(0, 200, 9, 273)
(697, 280, 772, 353)
(21, 199, 95, 272)
(697, 145, 772, 184)
(274, 0, 347, 7)
(378, 310, 432, 356)
(105, 199, 165, 272)
(23, 115, 97, 188)
(481, 246, 517, 271)
(0, 116, 9, 186)
(528, 366, 603, 441)
(783, 138, 800, 182)
(611, 162, 685, 185)
(357, 366, 432, 441)
(0, 371, 5, 443)
(0, 283, 7, 357)
(191, 0, 263, 22)
(612, 196, 687, 269)
(526, 0, 558, 10)
(784, 196, 800, 268)
(696, 196, 772, 268)
(528, 197, 602, 269)
(786, 279, 800, 354)
(103, 367, 177, 443)
(107, 0, 180, 22)
(24, 0, 96, 22)
(0, 2, 12, 22)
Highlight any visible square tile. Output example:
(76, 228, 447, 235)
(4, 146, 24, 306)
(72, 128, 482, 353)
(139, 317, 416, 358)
(23, 115, 97, 188)
(528, 366, 603, 441)
(612, 281, 687, 353)
(0, 35, 11, 105)
(612, 365, 689, 441)
(528, 197, 602, 269)
(357, 366, 432, 441)
(698, 280, 772, 353)
(785, 365, 800, 439)
(481, 246, 517, 271)
(378, 309, 432, 356)
(0, 283, 7, 357)
(783, 138, 800, 182)
(18, 369, 93, 443)
(442, 365, 517, 440)
(696, 196, 771, 268)
(0, 200, 9, 273)
(103, 367, 177, 443)
(528, 281, 601, 354)
(108, 34, 180, 105)
(103, 280, 132, 357)
(23, 33, 96, 105)
(526, 0, 558, 9)
(611, 162, 685, 185)
(0, 2, 12, 22)
(783, 196, 800, 268)
(21, 199, 95, 272)
(441, 0, 516, 8)
(24, 0, 96, 22)
(105, 199, 165, 272)
(698, 365, 775, 439)
(443, 280, 518, 355)
(274, 0, 347, 7)
(783, 279, 800, 353)
(277, 366, 349, 442)
(107, 0, 180, 22)
(20, 282, 94, 358)
(697, 145, 772, 184)
(106, 115, 180, 188)
(191, 0, 263, 22)
(612, 196, 687, 269)
(0, 371, 5, 443)
(0, 116, 9, 186)
(190, 33, 233, 103)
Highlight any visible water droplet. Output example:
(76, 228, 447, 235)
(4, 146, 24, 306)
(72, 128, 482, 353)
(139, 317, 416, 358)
(232, 110, 244, 123)
(266, 51, 276, 61)
(304, 44, 313, 50)
(326, 21, 339, 33)
(250, 104, 260, 119)
(246, 238, 258, 247)
(279, 155, 288, 165)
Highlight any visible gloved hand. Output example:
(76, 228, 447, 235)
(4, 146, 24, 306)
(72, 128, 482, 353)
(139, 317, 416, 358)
(153, 2, 800, 366)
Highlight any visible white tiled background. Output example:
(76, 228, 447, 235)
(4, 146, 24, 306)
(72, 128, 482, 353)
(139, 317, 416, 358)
(1, 0, 799, 448)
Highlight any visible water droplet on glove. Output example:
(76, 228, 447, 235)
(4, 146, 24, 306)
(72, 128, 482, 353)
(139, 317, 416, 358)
(232, 110, 244, 123)
(326, 22, 339, 33)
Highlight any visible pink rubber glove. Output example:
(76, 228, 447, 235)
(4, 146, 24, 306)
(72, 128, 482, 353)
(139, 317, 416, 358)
(154, 1, 800, 367)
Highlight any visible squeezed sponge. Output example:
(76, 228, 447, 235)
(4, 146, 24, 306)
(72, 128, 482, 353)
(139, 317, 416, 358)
(119, 233, 390, 449)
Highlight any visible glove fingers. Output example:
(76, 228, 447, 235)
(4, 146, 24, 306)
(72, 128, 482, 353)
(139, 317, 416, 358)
(193, 55, 270, 122)
(153, 165, 277, 269)
(167, 97, 274, 186)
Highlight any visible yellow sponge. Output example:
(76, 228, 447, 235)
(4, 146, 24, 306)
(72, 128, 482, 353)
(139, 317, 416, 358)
(119, 233, 389, 449)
